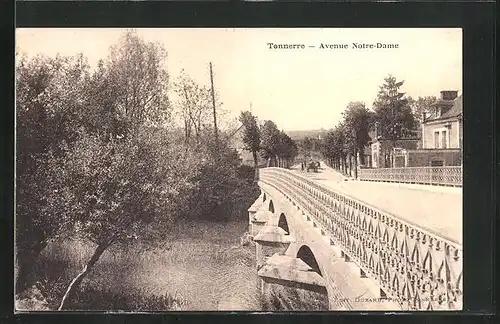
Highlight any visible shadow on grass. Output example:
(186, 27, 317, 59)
(261, 284, 329, 311)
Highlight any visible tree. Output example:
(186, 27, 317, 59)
(173, 70, 226, 146)
(277, 131, 298, 168)
(15, 53, 91, 294)
(372, 75, 416, 166)
(260, 120, 281, 167)
(302, 136, 313, 161)
(238, 111, 261, 169)
(106, 30, 171, 133)
(342, 102, 374, 177)
(407, 95, 437, 124)
(329, 124, 349, 174)
(174, 71, 210, 143)
(56, 130, 196, 310)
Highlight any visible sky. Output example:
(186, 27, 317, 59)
(16, 28, 462, 131)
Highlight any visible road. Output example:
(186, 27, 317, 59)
(290, 162, 462, 245)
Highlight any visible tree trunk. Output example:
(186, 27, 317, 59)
(58, 242, 109, 310)
(353, 147, 358, 179)
(358, 145, 365, 166)
(348, 155, 352, 177)
(252, 151, 259, 180)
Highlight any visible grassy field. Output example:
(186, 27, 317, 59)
(19, 219, 260, 311)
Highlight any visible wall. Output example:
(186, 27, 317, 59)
(406, 149, 462, 167)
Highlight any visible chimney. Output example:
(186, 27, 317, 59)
(440, 90, 458, 101)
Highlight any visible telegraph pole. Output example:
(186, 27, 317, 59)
(209, 62, 219, 150)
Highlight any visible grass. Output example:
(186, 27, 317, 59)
(21, 219, 260, 311)
(261, 285, 330, 311)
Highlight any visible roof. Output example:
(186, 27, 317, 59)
(425, 95, 462, 122)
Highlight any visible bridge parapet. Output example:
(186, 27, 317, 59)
(259, 168, 463, 311)
(358, 166, 462, 187)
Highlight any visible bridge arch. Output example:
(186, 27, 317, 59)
(278, 213, 290, 235)
(268, 200, 275, 214)
(297, 245, 322, 276)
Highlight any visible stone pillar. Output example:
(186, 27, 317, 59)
(255, 241, 263, 270)
(247, 199, 263, 237)
(254, 226, 294, 269)
(251, 209, 272, 237)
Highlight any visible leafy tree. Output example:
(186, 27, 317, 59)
(260, 120, 281, 167)
(407, 95, 437, 124)
(320, 130, 336, 167)
(56, 130, 195, 310)
(174, 70, 212, 143)
(106, 30, 171, 133)
(15, 53, 91, 293)
(342, 101, 374, 176)
(372, 75, 416, 165)
(302, 137, 313, 159)
(238, 111, 261, 168)
(327, 124, 349, 174)
(277, 131, 298, 168)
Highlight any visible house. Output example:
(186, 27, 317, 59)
(421, 91, 462, 150)
(405, 91, 463, 167)
(385, 91, 463, 168)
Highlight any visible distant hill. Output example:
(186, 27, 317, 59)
(285, 129, 329, 141)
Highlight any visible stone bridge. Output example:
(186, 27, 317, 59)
(248, 168, 463, 311)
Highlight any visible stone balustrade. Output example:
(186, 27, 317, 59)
(358, 166, 462, 187)
(259, 167, 463, 311)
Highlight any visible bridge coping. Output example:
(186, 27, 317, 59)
(258, 264, 326, 288)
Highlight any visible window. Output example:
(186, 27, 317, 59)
(434, 131, 440, 148)
(441, 130, 447, 149)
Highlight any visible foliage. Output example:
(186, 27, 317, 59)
(15, 53, 91, 293)
(341, 101, 374, 165)
(278, 131, 299, 163)
(238, 111, 261, 167)
(259, 120, 281, 163)
(407, 95, 437, 123)
(173, 70, 213, 142)
(372, 75, 416, 142)
(106, 30, 171, 130)
(259, 120, 298, 168)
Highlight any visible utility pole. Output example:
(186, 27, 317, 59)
(209, 62, 219, 150)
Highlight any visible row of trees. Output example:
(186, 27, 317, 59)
(238, 111, 299, 170)
(16, 31, 258, 309)
(318, 75, 436, 177)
